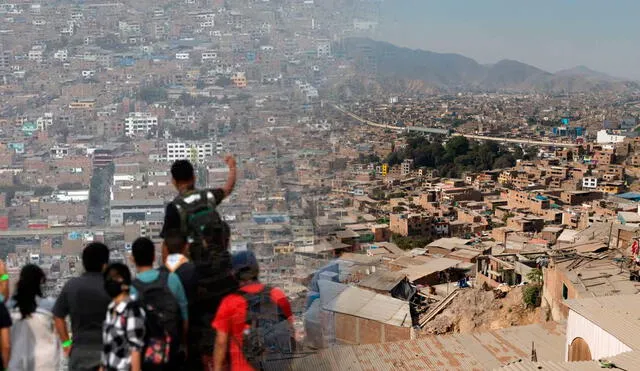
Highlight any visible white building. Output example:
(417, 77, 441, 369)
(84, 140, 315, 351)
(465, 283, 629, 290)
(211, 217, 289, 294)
(596, 130, 626, 144)
(53, 49, 68, 62)
(110, 199, 165, 226)
(295, 81, 319, 102)
(124, 112, 158, 137)
(175, 52, 190, 60)
(28, 46, 45, 62)
(50, 145, 70, 158)
(582, 177, 598, 189)
(167, 142, 214, 163)
(36, 112, 53, 131)
(53, 190, 90, 202)
(565, 295, 638, 362)
(81, 70, 95, 79)
(201, 50, 218, 61)
(316, 40, 331, 58)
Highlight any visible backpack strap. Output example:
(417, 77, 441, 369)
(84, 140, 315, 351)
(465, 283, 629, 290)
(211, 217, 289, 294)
(173, 193, 193, 236)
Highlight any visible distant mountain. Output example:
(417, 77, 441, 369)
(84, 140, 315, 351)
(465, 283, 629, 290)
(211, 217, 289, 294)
(555, 66, 622, 82)
(335, 38, 635, 93)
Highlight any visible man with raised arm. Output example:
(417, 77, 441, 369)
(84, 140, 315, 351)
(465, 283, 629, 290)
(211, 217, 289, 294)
(160, 156, 238, 371)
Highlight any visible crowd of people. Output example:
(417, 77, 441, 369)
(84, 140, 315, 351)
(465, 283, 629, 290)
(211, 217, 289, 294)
(0, 157, 296, 371)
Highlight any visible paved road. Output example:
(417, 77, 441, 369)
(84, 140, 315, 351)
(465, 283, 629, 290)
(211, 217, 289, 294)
(332, 104, 579, 147)
(0, 226, 124, 237)
(88, 165, 114, 227)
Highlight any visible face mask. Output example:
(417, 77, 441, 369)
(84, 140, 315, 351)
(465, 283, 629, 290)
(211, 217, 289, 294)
(104, 279, 124, 298)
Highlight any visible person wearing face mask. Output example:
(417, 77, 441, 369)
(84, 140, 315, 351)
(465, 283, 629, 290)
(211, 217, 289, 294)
(100, 263, 145, 371)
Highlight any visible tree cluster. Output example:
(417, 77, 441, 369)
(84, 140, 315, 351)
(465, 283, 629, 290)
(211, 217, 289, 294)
(385, 135, 530, 178)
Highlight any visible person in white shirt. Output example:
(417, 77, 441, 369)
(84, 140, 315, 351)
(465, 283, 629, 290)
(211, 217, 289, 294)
(7, 264, 61, 371)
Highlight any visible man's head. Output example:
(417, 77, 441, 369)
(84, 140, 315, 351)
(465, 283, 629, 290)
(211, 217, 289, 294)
(164, 229, 187, 255)
(131, 237, 155, 267)
(82, 242, 110, 273)
(231, 250, 260, 283)
(171, 160, 195, 191)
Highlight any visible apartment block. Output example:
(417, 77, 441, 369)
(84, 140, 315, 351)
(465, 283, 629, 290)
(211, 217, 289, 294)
(124, 112, 158, 137)
(166, 142, 214, 163)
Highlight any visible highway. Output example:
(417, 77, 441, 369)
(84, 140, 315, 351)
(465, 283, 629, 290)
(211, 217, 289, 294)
(0, 226, 124, 238)
(332, 104, 580, 147)
(455, 133, 579, 147)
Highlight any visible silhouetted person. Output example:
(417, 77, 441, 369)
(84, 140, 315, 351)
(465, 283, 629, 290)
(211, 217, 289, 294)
(54, 243, 111, 371)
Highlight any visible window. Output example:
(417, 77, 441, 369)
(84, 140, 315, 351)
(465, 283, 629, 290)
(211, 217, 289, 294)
(562, 283, 568, 300)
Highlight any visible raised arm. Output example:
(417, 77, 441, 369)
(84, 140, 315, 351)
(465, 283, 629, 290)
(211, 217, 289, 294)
(222, 155, 237, 198)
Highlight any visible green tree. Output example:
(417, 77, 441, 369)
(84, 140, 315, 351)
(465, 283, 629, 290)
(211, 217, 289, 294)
(493, 154, 516, 169)
(513, 146, 524, 159)
(526, 268, 543, 284)
(523, 268, 543, 308)
(385, 151, 402, 166)
(445, 136, 470, 157)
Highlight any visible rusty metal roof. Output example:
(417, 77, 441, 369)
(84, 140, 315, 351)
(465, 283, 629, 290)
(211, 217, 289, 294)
(499, 350, 640, 370)
(278, 323, 565, 371)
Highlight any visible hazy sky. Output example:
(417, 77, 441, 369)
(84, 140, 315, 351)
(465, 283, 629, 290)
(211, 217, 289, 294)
(376, 0, 639, 79)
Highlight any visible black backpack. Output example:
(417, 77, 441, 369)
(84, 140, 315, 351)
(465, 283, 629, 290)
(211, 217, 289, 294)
(238, 287, 295, 370)
(173, 190, 234, 301)
(132, 270, 180, 369)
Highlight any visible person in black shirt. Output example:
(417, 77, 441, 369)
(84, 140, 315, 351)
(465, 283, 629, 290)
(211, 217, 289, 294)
(0, 300, 11, 370)
(160, 157, 237, 371)
(53, 242, 111, 371)
(159, 157, 236, 240)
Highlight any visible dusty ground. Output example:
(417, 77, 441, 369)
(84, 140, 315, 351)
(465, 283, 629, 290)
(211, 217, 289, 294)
(422, 286, 543, 335)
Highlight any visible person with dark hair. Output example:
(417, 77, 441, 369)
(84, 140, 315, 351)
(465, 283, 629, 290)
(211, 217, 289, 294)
(130, 237, 188, 370)
(212, 250, 294, 371)
(53, 242, 111, 371)
(101, 263, 145, 371)
(162, 229, 196, 305)
(7, 264, 60, 370)
(162, 156, 237, 371)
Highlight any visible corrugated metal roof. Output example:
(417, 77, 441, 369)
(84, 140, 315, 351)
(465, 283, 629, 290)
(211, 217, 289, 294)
(565, 295, 640, 350)
(428, 237, 472, 251)
(322, 282, 411, 327)
(448, 249, 482, 259)
(283, 323, 565, 371)
(358, 271, 406, 291)
(317, 279, 348, 307)
(498, 350, 640, 370)
(399, 257, 463, 281)
(557, 258, 640, 297)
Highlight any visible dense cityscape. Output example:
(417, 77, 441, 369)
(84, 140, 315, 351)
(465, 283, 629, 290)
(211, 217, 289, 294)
(0, 0, 637, 370)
